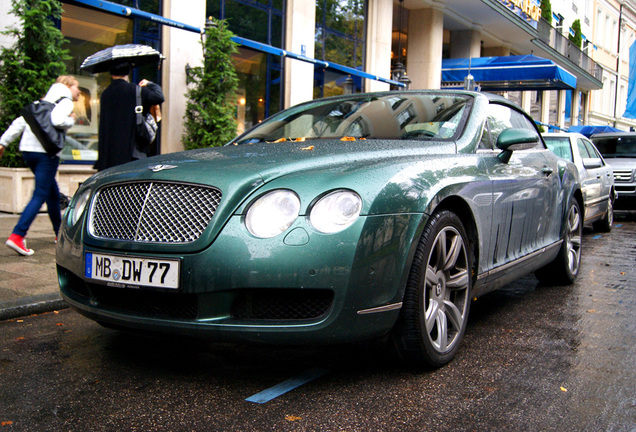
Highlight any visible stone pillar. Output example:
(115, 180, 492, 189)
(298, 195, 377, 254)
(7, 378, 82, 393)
(571, 89, 580, 126)
(365, 0, 393, 92)
(557, 90, 566, 129)
(449, 28, 482, 59)
(284, 0, 316, 108)
(161, 0, 206, 154)
(407, 6, 444, 90)
(540, 91, 550, 126)
(521, 91, 532, 114)
(581, 92, 589, 125)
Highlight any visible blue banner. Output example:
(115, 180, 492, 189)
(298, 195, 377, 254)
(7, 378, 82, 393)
(624, 40, 636, 119)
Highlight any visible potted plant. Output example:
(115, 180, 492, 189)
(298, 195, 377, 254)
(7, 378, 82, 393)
(182, 17, 239, 150)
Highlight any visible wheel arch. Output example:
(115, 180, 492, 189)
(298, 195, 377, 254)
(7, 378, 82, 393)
(433, 196, 480, 285)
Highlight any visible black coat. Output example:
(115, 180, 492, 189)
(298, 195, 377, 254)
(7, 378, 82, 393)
(94, 79, 164, 171)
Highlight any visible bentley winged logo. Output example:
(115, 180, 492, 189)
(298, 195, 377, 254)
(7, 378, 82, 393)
(149, 164, 177, 172)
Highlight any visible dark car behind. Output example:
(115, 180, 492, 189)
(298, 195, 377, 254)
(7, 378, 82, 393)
(591, 132, 636, 210)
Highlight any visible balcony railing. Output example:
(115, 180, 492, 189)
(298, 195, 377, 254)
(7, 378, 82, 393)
(536, 18, 603, 82)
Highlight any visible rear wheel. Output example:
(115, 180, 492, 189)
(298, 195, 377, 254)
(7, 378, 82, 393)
(535, 198, 582, 285)
(392, 210, 472, 368)
(593, 196, 613, 232)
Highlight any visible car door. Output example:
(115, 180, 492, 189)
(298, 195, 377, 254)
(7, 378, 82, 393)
(579, 138, 613, 220)
(478, 103, 561, 270)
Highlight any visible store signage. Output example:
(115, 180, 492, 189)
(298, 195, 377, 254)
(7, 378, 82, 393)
(499, 0, 542, 24)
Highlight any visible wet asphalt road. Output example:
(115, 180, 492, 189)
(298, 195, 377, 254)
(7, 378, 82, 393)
(1, 214, 635, 432)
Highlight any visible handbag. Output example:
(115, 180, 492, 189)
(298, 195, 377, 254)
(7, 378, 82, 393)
(135, 86, 158, 152)
(21, 96, 69, 156)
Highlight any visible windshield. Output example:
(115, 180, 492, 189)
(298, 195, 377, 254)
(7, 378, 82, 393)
(592, 135, 636, 158)
(233, 93, 471, 145)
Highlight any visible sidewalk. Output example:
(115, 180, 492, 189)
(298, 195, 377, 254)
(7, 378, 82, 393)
(0, 213, 67, 320)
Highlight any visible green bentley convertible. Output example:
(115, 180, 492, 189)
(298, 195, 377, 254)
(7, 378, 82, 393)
(57, 90, 583, 368)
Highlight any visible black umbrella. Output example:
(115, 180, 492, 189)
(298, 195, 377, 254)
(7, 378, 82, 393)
(80, 44, 164, 74)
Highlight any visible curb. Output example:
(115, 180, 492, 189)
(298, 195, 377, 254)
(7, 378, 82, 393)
(0, 292, 69, 321)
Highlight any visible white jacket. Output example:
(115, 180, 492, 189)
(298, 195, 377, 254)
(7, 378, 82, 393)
(0, 83, 75, 154)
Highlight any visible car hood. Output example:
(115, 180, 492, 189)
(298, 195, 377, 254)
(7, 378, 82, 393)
(80, 139, 457, 252)
(84, 139, 455, 203)
(603, 157, 636, 169)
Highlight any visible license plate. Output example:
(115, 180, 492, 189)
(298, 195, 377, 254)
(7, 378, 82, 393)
(85, 252, 180, 289)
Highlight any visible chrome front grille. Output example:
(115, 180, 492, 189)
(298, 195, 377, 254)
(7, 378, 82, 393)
(90, 182, 222, 243)
(613, 169, 634, 182)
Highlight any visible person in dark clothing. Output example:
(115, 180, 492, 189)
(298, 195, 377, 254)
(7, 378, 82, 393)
(94, 62, 164, 171)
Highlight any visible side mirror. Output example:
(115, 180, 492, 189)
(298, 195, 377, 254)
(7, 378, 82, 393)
(496, 128, 540, 163)
(582, 158, 602, 169)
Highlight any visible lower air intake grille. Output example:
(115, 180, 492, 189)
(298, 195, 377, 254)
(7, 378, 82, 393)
(90, 182, 221, 243)
(231, 289, 334, 321)
(90, 285, 198, 320)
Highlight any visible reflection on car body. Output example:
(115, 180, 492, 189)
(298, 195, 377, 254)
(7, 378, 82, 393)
(57, 90, 583, 368)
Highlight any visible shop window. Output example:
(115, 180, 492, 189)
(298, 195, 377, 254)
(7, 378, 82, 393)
(315, 0, 366, 97)
(208, 0, 284, 48)
(60, 4, 135, 164)
(234, 47, 281, 133)
(315, 0, 366, 69)
(208, 0, 284, 119)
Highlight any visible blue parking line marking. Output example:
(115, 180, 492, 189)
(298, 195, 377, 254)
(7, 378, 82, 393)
(615, 224, 623, 228)
(591, 235, 602, 239)
(245, 368, 330, 404)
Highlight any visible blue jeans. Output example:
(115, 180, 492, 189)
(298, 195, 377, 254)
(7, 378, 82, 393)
(13, 152, 61, 237)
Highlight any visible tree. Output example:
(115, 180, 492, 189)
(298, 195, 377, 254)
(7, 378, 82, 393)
(540, 0, 552, 25)
(569, 19, 583, 48)
(0, 0, 69, 167)
(182, 18, 239, 150)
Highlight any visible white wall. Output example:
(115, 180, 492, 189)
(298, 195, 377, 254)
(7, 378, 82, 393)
(0, 2, 19, 50)
(160, 0, 206, 154)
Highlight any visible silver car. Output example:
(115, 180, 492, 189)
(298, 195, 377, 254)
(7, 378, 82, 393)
(544, 132, 615, 231)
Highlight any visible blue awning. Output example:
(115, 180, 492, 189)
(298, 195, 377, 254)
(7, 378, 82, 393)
(567, 125, 623, 137)
(442, 55, 577, 91)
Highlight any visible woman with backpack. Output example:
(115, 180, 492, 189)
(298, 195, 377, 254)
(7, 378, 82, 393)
(0, 75, 81, 256)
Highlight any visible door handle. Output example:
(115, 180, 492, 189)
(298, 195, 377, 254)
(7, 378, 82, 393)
(542, 167, 554, 176)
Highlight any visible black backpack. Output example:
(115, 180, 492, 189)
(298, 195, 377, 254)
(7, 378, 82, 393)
(21, 96, 69, 156)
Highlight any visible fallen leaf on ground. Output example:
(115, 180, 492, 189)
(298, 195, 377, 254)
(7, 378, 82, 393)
(285, 415, 302, 421)
(587, 309, 596, 314)
(1, 421, 13, 426)
(560, 387, 567, 392)
(301, 145, 314, 151)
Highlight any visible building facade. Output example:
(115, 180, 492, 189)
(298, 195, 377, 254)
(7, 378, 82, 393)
(1, 0, 635, 164)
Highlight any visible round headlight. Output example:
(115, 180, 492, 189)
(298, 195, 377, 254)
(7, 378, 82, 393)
(310, 190, 362, 233)
(70, 188, 92, 227)
(245, 189, 300, 238)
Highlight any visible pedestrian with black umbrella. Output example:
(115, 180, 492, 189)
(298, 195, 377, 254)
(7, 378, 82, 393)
(80, 44, 165, 171)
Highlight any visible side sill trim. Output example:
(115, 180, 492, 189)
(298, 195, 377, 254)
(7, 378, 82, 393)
(476, 240, 563, 281)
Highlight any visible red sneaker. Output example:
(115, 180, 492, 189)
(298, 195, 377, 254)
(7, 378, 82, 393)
(6, 233, 34, 256)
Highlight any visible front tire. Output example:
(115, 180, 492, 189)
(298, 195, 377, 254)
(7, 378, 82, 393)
(535, 198, 582, 285)
(392, 210, 472, 368)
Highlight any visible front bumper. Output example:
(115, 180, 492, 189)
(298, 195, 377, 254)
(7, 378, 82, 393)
(56, 213, 422, 344)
